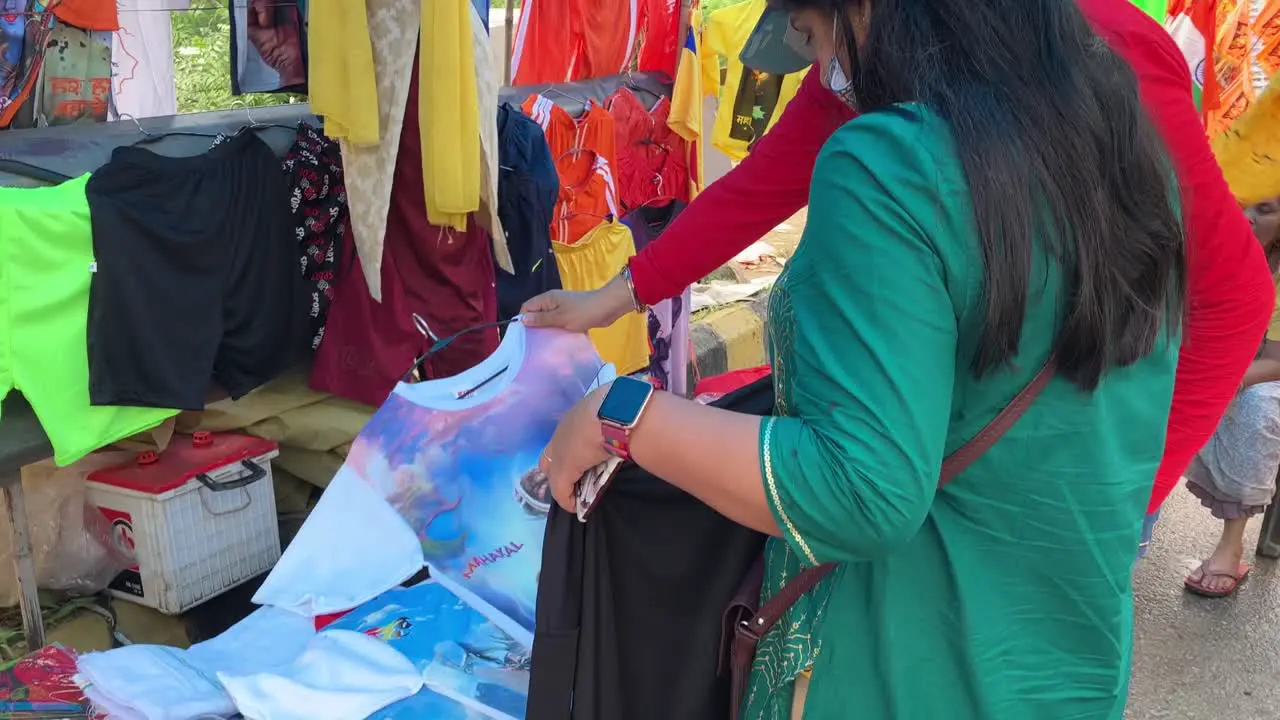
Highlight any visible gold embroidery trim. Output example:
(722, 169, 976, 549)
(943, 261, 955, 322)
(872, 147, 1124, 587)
(763, 416, 819, 566)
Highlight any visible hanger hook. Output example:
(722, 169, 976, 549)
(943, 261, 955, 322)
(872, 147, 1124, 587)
(412, 313, 439, 343)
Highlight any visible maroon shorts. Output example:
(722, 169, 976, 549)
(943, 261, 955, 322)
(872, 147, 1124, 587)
(310, 57, 498, 407)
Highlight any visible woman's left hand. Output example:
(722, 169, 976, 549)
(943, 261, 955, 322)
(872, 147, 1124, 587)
(540, 385, 613, 513)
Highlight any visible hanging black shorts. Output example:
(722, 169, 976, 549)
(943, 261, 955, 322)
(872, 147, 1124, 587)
(85, 132, 307, 410)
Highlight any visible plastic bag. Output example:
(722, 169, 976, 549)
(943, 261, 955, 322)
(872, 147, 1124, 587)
(0, 453, 136, 606)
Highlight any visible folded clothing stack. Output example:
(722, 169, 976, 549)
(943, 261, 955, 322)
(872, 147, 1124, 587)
(76, 606, 316, 719)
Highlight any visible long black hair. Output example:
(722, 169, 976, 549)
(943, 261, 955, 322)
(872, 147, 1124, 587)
(777, 0, 1186, 390)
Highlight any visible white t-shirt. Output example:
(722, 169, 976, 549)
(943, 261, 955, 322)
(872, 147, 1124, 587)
(220, 630, 424, 720)
(111, 0, 187, 120)
(255, 322, 608, 644)
(77, 605, 315, 720)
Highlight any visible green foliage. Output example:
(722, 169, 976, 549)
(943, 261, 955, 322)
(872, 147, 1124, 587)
(172, 0, 305, 114)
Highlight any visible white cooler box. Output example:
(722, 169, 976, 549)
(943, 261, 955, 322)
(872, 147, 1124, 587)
(86, 432, 282, 615)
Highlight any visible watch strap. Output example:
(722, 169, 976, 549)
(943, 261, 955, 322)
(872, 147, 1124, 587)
(601, 422, 632, 459)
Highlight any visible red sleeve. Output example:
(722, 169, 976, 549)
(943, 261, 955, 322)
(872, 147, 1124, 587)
(1127, 27, 1274, 513)
(629, 70, 852, 305)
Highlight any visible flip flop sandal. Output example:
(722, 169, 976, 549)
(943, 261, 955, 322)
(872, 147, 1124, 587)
(1184, 563, 1252, 598)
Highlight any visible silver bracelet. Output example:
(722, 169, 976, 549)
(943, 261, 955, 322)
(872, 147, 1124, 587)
(621, 265, 646, 313)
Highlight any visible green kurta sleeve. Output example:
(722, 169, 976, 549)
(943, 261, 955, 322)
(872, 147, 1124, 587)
(761, 107, 967, 565)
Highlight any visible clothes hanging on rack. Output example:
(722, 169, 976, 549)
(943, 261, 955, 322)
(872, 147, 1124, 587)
(552, 220, 649, 374)
(84, 132, 308, 410)
(552, 149, 620, 245)
(311, 60, 499, 407)
(388, 56, 498, 381)
(206, 122, 347, 354)
(669, 14, 706, 198)
(264, 323, 608, 626)
(608, 88, 690, 212)
(28, 21, 113, 127)
(471, 3, 509, 272)
(309, 236, 423, 408)
(522, 94, 620, 245)
(111, 0, 187, 120)
(0, 3, 56, 129)
(523, 94, 618, 168)
(282, 122, 348, 351)
(703, 0, 809, 161)
(421, 0, 480, 233)
(326, 0, 419, 301)
(47, 0, 120, 30)
(0, 175, 178, 467)
(526, 375, 771, 720)
(229, 0, 308, 95)
(622, 201, 689, 394)
(495, 103, 562, 321)
(308, 0, 380, 144)
(636, 0, 681, 76)
(510, 0, 640, 85)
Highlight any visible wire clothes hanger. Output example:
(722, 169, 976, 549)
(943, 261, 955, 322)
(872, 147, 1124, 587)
(620, 69, 663, 107)
(401, 315, 520, 399)
(233, 107, 300, 136)
(537, 85, 592, 119)
(124, 112, 220, 146)
(638, 175, 677, 210)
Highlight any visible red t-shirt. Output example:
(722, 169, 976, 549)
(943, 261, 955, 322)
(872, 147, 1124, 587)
(630, 0, 1274, 513)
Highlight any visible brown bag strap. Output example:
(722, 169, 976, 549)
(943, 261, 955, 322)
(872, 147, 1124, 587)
(743, 356, 1059, 642)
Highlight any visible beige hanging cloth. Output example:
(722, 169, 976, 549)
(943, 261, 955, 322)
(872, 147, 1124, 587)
(470, 3, 513, 273)
(337, 0, 421, 302)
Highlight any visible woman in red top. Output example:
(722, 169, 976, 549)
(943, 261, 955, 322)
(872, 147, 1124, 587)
(522, 0, 1274, 528)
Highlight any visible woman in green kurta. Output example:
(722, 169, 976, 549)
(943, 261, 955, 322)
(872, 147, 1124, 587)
(537, 0, 1186, 717)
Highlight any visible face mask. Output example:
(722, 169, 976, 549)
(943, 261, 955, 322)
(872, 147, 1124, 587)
(823, 20, 858, 108)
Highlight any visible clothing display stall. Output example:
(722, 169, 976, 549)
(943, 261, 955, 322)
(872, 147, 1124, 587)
(0, 0, 715, 713)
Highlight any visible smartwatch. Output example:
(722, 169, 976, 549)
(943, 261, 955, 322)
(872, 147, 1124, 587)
(597, 375, 655, 460)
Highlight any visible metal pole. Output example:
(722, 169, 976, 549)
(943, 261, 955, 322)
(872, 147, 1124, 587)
(504, 0, 516, 85)
(4, 475, 45, 651)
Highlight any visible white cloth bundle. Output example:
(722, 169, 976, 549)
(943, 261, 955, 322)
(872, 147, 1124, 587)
(77, 606, 315, 720)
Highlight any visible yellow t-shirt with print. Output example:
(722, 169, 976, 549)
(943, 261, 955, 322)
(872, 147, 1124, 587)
(702, 0, 809, 161)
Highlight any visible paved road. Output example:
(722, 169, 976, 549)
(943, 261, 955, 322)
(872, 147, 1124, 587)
(1129, 485, 1280, 718)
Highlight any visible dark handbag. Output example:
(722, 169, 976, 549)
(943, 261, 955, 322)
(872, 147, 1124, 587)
(722, 357, 1059, 718)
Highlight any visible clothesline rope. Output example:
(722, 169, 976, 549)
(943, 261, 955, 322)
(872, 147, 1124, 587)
(9, 2, 304, 16)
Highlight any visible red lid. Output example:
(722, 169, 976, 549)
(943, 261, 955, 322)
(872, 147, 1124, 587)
(87, 433, 278, 494)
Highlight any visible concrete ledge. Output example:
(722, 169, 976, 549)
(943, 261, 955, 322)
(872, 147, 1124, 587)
(687, 291, 771, 390)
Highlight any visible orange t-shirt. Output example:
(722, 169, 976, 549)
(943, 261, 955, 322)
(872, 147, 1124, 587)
(553, 150, 619, 244)
(522, 94, 621, 243)
(50, 0, 120, 31)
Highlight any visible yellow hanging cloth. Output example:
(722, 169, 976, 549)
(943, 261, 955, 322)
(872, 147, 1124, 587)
(420, 0, 481, 231)
(308, 0, 381, 145)
(1212, 74, 1280, 206)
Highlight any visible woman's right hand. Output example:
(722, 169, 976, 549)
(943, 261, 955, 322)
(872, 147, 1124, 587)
(519, 276, 637, 331)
